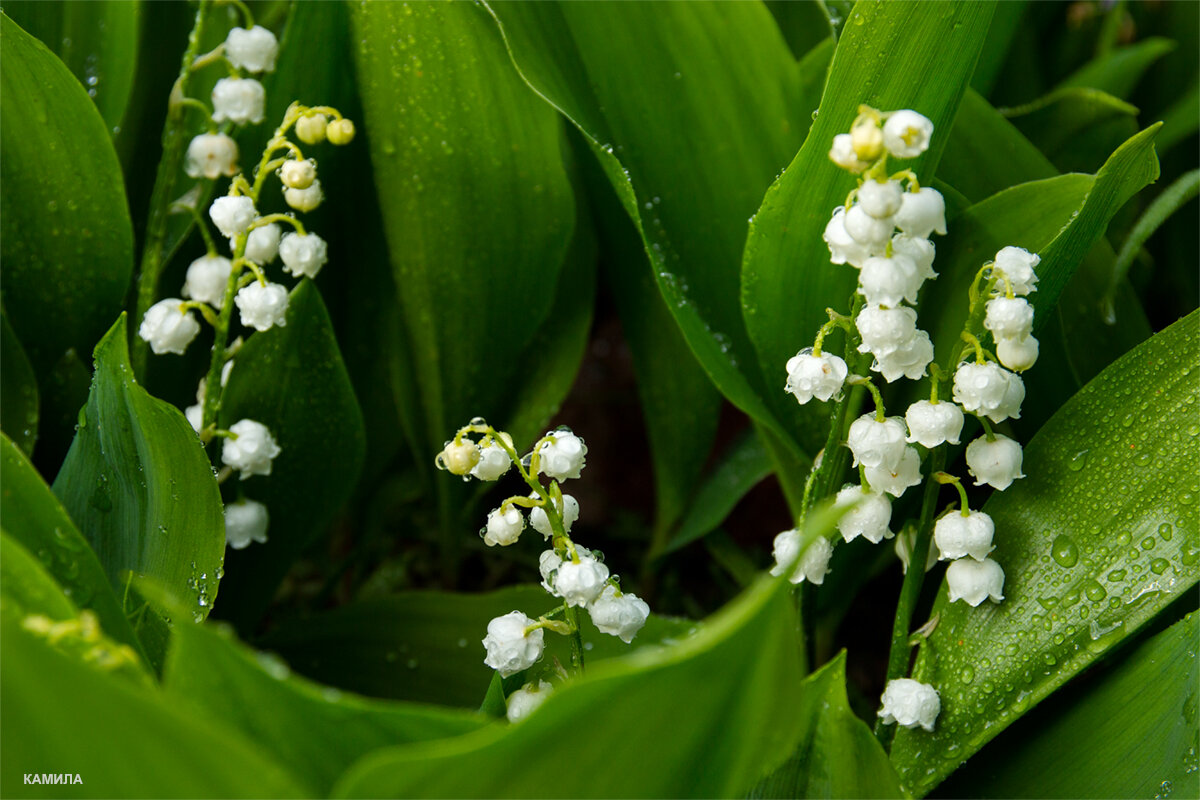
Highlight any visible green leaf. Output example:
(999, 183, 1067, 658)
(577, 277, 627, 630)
(890, 311, 1200, 796)
(484, 0, 811, 458)
(0, 531, 78, 622)
(164, 616, 488, 795)
(1, 617, 306, 799)
(1, 432, 144, 657)
(51, 315, 224, 625)
(741, 0, 994, 446)
(349, 0, 575, 468)
(215, 280, 366, 631)
(1, 312, 39, 456)
(750, 652, 902, 799)
(0, 14, 134, 380)
(1060, 37, 1176, 100)
(260, 585, 696, 709)
(331, 577, 806, 799)
(969, 0, 1027, 97)
(1108, 168, 1200, 300)
(1001, 87, 1139, 173)
(936, 611, 1199, 799)
(2, 1, 141, 137)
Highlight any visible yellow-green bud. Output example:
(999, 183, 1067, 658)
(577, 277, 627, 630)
(280, 158, 316, 190)
(850, 119, 884, 162)
(295, 113, 327, 145)
(439, 440, 480, 475)
(326, 118, 356, 145)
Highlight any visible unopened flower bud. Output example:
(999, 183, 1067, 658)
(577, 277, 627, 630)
(439, 440, 480, 475)
(850, 118, 884, 161)
(294, 113, 327, 145)
(326, 118, 356, 145)
(283, 178, 323, 213)
(280, 158, 317, 190)
(997, 335, 1039, 372)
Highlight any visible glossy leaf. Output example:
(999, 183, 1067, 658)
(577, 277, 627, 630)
(1, 433, 144, 656)
(937, 611, 1199, 799)
(52, 316, 224, 624)
(0, 531, 77, 622)
(750, 652, 902, 799)
(0, 14, 134, 384)
(216, 280, 366, 630)
(1109, 168, 1200, 298)
(1060, 37, 1176, 100)
(164, 616, 489, 795)
(1, 312, 38, 456)
(891, 311, 1200, 796)
(970, 0, 1027, 97)
(1, 617, 306, 799)
(1001, 87, 1138, 173)
(261, 585, 696, 709)
(484, 0, 811, 457)
(741, 1, 994, 446)
(332, 577, 806, 799)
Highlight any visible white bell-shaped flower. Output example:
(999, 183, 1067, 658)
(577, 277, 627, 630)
(182, 255, 233, 308)
(209, 195, 257, 238)
(537, 430, 587, 480)
(224, 25, 279, 73)
(878, 678, 940, 731)
(529, 493, 579, 538)
(934, 510, 995, 561)
(992, 246, 1040, 295)
(864, 446, 923, 498)
(834, 485, 893, 544)
(946, 557, 1006, 606)
(952, 362, 1024, 423)
(828, 133, 867, 172)
(823, 207, 876, 267)
(985, 296, 1034, 341)
(279, 232, 329, 279)
(893, 188, 946, 238)
(904, 400, 964, 448)
(224, 499, 269, 549)
(847, 414, 908, 470)
(857, 179, 904, 218)
(211, 77, 266, 125)
(139, 299, 201, 356)
(872, 329, 934, 383)
(482, 611, 544, 677)
(965, 434, 1025, 490)
(769, 529, 832, 586)
(185, 133, 239, 180)
(506, 680, 553, 723)
(245, 223, 281, 265)
(997, 334, 1039, 372)
(891, 234, 937, 281)
(553, 550, 610, 607)
(784, 349, 848, 404)
(235, 281, 289, 331)
(538, 549, 562, 594)
(222, 419, 281, 478)
(856, 304, 918, 358)
(844, 204, 895, 250)
(470, 434, 513, 481)
(283, 179, 324, 213)
(858, 253, 923, 307)
(588, 585, 650, 643)
(882, 110, 934, 159)
(483, 506, 524, 547)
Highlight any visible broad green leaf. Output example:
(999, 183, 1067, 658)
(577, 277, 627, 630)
(1156, 77, 1200, 155)
(51, 316, 224, 625)
(741, 1, 994, 447)
(0, 531, 78, 622)
(349, 0, 575, 471)
(2, 1, 140, 138)
(937, 611, 1199, 799)
(261, 585, 695, 709)
(750, 652, 902, 799)
(1, 617, 306, 799)
(1, 432, 144, 657)
(164, 616, 488, 794)
(765, 0, 833, 60)
(216, 280, 366, 631)
(484, 0, 811, 458)
(1108, 168, 1200, 300)
(1001, 87, 1138, 173)
(1060, 37, 1176, 100)
(0, 14, 134, 382)
(332, 577, 806, 799)
(891, 311, 1200, 796)
(970, 0, 1028, 97)
(658, 430, 773, 558)
(1, 312, 39, 456)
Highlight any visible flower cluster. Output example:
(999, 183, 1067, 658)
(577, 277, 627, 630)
(438, 420, 651, 722)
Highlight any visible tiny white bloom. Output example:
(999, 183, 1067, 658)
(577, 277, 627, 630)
(847, 414, 908, 470)
(828, 133, 867, 172)
(224, 25, 279, 73)
(882, 110, 934, 159)
(537, 430, 587, 480)
(893, 187, 946, 238)
(858, 253, 923, 308)
(538, 549, 562, 594)
(985, 296, 1035, 341)
(278, 232, 329, 279)
(891, 234, 937, 281)
(857, 179, 904, 218)
(483, 506, 524, 547)
(872, 329, 934, 383)
(844, 204, 894, 250)
(182, 254, 233, 308)
(222, 419, 281, 478)
(933, 510, 995, 561)
(284, 178, 324, 213)
(139, 299, 201, 356)
(506, 680, 553, 723)
(952, 362, 1024, 423)
(904, 400, 964, 448)
(996, 334, 1039, 372)
(184, 133, 239, 180)
(209, 195, 257, 238)
(470, 434, 513, 481)
(482, 611, 544, 677)
(824, 207, 876, 267)
(438, 440, 480, 475)
(279, 158, 316, 190)
(769, 529, 832, 586)
(834, 485, 893, 544)
(224, 499, 269, 549)
(965, 434, 1025, 490)
(864, 446, 923, 498)
(992, 246, 1040, 295)
(245, 223, 282, 265)
(588, 585, 650, 643)
(878, 678, 940, 731)
(856, 304, 918, 358)
(211, 77, 266, 125)
(946, 557, 1006, 606)
(784, 349, 848, 404)
(529, 493, 580, 538)
(235, 281, 289, 331)
(553, 550, 610, 607)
